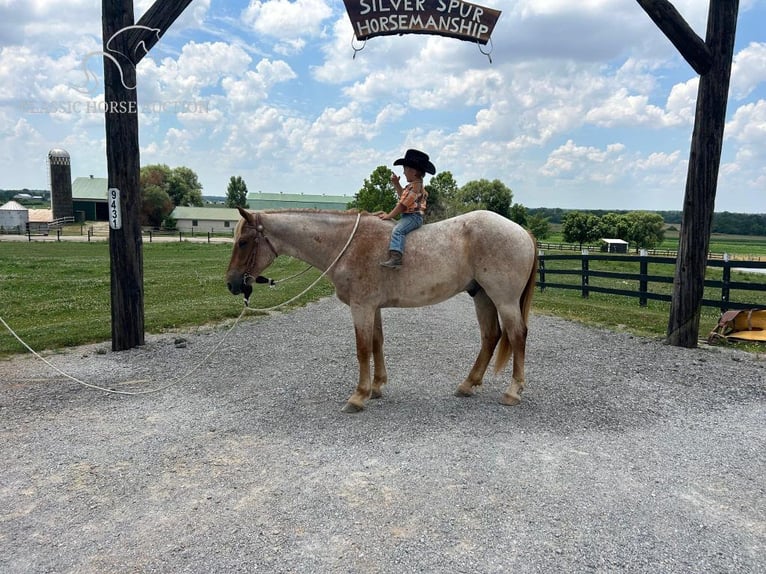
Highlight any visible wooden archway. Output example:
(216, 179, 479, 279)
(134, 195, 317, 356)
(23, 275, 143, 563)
(102, 0, 739, 351)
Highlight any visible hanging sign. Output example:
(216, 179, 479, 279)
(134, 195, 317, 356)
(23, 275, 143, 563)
(108, 187, 122, 230)
(343, 0, 501, 45)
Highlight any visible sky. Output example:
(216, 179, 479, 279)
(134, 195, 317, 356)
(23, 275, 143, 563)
(0, 0, 764, 213)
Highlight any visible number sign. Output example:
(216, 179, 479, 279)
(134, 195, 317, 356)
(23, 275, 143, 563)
(108, 187, 122, 230)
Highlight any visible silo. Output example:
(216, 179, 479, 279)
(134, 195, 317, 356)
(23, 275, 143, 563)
(48, 148, 73, 220)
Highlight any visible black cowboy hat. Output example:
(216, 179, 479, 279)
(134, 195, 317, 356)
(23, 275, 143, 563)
(393, 148, 436, 175)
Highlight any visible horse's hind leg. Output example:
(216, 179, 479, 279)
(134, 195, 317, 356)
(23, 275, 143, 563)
(370, 308, 388, 399)
(455, 289, 500, 398)
(497, 304, 528, 406)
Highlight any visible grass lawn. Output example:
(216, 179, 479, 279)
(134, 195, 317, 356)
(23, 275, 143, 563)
(543, 230, 766, 258)
(1, 239, 763, 357)
(0, 241, 332, 356)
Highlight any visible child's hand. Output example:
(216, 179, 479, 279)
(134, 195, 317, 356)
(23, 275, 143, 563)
(390, 173, 400, 186)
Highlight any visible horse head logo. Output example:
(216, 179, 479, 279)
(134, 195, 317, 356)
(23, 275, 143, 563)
(73, 25, 162, 95)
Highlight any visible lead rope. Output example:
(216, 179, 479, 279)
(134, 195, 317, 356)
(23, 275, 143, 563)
(0, 310, 246, 396)
(0, 212, 362, 395)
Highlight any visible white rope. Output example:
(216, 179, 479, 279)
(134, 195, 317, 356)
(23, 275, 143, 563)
(0, 309, 247, 395)
(0, 212, 362, 395)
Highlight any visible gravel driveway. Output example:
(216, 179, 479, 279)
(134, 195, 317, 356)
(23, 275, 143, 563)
(1, 295, 764, 573)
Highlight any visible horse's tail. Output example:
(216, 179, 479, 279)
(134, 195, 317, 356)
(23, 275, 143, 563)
(494, 233, 538, 374)
(520, 232, 538, 325)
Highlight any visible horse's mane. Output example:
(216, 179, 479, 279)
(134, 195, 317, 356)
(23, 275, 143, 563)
(234, 208, 377, 237)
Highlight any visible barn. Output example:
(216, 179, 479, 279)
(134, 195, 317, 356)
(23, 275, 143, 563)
(246, 192, 352, 210)
(171, 192, 354, 232)
(170, 206, 241, 233)
(72, 176, 109, 222)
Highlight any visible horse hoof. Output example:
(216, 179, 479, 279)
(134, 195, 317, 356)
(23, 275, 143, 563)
(341, 401, 365, 413)
(500, 393, 521, 406)
(454, 388, 474, 398)
(370, 389, 383, 399)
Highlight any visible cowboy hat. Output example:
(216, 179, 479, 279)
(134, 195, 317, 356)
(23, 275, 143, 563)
(393, 149, 436, 175)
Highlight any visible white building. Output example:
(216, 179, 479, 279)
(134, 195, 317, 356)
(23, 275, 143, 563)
(0, 200, 29, 233)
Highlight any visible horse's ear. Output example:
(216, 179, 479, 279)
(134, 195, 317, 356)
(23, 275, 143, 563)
(238, 206, 255, 225)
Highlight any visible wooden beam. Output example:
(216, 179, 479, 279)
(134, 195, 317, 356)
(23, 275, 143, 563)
(635, 0, 712, 75)
(128, 0, 196, 64)
(666, 0, 739, 347)
(103, 0, 144, 351)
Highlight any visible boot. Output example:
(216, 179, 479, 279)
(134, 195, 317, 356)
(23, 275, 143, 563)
(380, 250, 403, 269)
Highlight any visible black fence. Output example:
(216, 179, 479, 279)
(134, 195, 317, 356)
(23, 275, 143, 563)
(536, 242, 764, 261)
(538, 252, 766, 312)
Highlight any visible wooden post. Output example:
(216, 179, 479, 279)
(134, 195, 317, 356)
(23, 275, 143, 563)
(720, 255, 731, 313)
(581, 250, 590, 298)
(665, 1, 738, 347)
(637, 0, 739, 347)
(101, 0, 195, 351)
(103, 0, 144, 351)
(639, 252, 648, 307)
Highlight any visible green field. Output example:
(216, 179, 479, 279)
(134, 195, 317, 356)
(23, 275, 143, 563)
(533, 254, 766, 344)
(1, 239, 764, 357)
(0, 242, 333, 356)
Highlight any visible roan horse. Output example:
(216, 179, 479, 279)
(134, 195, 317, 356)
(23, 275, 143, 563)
(226, 208, 537, 413)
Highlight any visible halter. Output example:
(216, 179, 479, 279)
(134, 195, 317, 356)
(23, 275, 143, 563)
(242, 212, 278, 284)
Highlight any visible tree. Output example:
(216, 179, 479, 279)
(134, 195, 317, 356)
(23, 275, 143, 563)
(561, 211, 600, 248)
(527, 214, 551, 240)
(424, 170, 459, 221)
(226, 176, 249, 208)
(597, 212, 630, 240)
(141, 164, 172, 190)
(625, 211, 665, 251)
(348, 166, 397, 213)
(168, 166, 203, 207)
(509, 203, 529, 227)
(140, 184, 173, 228)
(140, 164, 204, 221)
(457, 179, 513, 218)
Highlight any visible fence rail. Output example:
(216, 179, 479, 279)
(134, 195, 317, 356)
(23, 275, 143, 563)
(537, 252, 766, 312)
(536, 242, 764, 261)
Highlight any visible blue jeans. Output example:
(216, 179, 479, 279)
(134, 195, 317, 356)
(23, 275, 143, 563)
(389, 212, 423, 253)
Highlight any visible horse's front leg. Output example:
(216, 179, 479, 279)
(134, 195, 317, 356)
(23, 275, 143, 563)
(342, 305, 376, 413)
(370, 308, 388, 399)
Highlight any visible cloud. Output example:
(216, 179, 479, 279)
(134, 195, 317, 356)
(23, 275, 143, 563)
(222, 58, 297, 109)
(242, 0, 332, 39)
(540, 140, 626, 179)
(725, 99, 766, 190)
(731, 42, 766, 100)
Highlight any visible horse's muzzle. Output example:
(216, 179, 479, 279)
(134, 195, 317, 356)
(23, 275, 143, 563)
(226, 274, 247, 295)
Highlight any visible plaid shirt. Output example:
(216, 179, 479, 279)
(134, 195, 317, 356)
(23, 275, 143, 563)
(398, 181, 427, 214)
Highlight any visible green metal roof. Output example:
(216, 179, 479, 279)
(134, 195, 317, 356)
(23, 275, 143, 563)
(171, 206, 241, 221)
(72, 176, 108, 200)
(246, 192, 352, 210)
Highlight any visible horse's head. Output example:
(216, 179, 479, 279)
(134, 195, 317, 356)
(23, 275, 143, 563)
(226, 207, 278, 299)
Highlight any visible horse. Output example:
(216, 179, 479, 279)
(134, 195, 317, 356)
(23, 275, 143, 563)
(226, 207, 538, 413)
